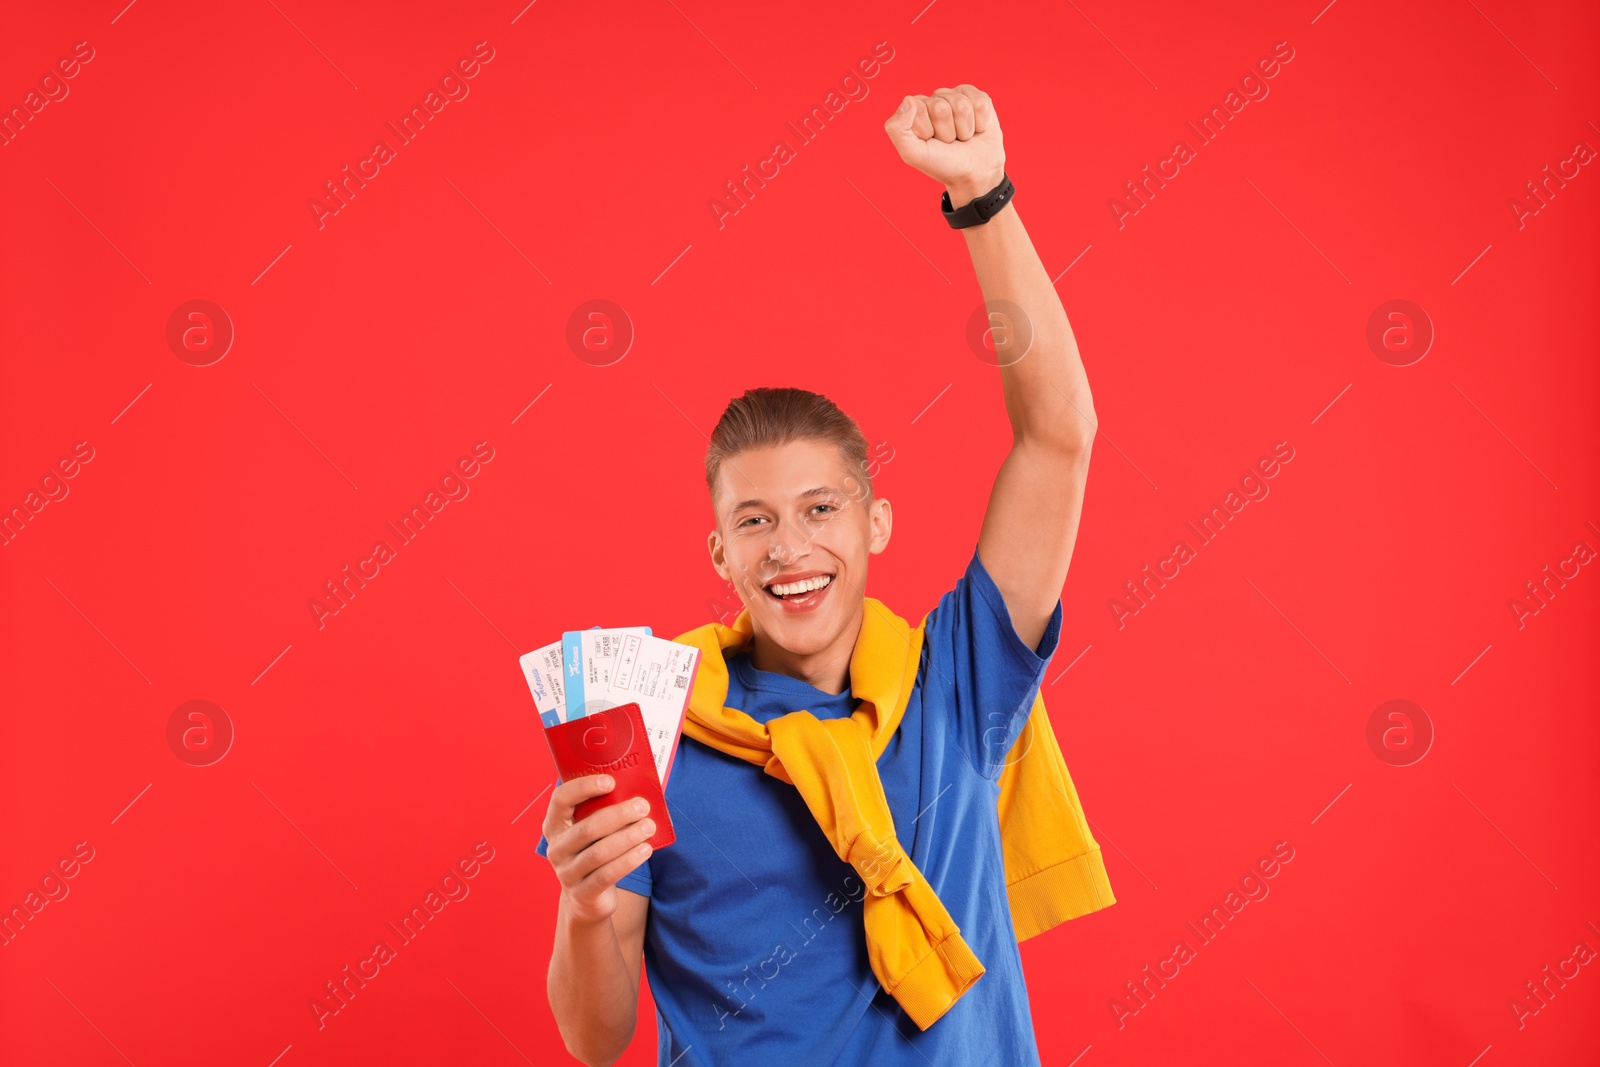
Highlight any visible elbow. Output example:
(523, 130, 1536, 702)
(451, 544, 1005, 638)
(1066, 396, 1098, 452)
(549, 980, 635, 1066)
(1063, 417, 1096, 456)
(553, 1005, 635, 1067)
(562, 1028, 633, 1067)
(1020, 394, 1096, 456)
(1022, 417, 1095, 460)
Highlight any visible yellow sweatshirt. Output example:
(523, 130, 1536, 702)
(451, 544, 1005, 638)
(673, 595, 1116, 1029)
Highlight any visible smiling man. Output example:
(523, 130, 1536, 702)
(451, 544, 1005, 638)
(538, 84, 1114, 1066)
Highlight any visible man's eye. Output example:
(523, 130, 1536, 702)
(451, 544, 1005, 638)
(738, 516, 766, 528)
(811, 504, 836, 516)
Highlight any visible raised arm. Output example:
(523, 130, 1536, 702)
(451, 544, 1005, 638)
(885, 86, 1096, 650)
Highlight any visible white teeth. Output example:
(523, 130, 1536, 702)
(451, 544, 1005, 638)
(771, 575, 832, 597)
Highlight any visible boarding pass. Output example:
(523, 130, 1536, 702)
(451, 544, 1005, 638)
(519, 625, 700, 788)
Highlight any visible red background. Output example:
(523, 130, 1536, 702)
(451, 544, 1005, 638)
(3, 1, 1597, 1064)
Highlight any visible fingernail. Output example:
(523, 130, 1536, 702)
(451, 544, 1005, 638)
(641, 819, 656, 835)
(597, 775, 614, 789)
(634, 798, 650, 815)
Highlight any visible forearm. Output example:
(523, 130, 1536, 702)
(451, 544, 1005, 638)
(952, 184, 1095, 451)
(548, 894, 637, 1066)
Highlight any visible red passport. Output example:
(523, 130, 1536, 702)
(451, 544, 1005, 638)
(542, 702, 675, 851)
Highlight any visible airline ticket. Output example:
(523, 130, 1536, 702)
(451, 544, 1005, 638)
(518, 640, 567, 728)
(563, 626, 651, 720)
(604, 633, 701, 785)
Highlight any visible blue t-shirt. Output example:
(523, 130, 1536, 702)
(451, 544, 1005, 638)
(539, 545, 1063, 1065)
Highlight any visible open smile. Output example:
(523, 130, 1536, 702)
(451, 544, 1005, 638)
(762, 572, 835, 613)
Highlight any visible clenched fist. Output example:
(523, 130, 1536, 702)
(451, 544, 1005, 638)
(884, 85, 1005, 206)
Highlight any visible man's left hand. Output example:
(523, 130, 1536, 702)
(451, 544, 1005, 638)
(884, 85, 1006, 206)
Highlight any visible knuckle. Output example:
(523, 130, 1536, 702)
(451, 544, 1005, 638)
(601, 804, 638, 834)
(570, 816, 604, 848)
(592, 855, 628, 888)
(572, 813, 607, 843)
(581, 836, 621, 873)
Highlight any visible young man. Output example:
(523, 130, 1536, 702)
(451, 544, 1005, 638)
(538, 85, 1111, 1065)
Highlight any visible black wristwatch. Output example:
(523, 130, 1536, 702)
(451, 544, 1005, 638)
(941, 173, 1015, 229)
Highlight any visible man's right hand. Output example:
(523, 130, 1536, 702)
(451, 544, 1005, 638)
(542, 775, 656, 925)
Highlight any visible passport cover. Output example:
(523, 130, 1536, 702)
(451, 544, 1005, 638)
(541, 701, 675, 850)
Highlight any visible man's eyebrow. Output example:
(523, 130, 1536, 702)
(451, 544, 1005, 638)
(729, 487, 839, 513)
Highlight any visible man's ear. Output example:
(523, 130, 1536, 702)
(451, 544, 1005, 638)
(868, 497, 893, 555)
(708, 526, 730, 580)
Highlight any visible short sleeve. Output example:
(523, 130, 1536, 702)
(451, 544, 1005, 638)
(616, 862, 653, 897)
(535, 833, 654, 897)
(921, 544, 1063, 779)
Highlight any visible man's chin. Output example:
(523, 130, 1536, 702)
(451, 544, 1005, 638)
(752, 594, 856, 656)
(762, 627, 834, 660)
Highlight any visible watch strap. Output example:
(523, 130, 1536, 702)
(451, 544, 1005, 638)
(941, 173, 1015, 229)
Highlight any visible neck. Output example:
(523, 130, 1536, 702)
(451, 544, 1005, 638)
(746, 608, 863, 696)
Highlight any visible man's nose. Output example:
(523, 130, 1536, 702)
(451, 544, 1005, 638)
(767, 515, 817, 564)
